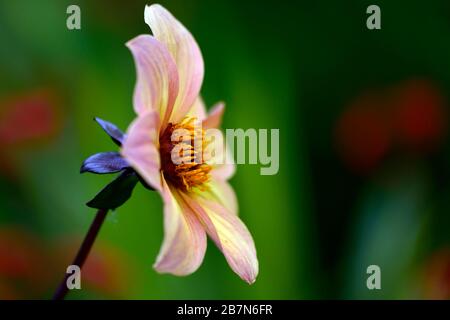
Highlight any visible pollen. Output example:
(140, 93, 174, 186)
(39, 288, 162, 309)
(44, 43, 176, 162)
(160, 117, 212, 191)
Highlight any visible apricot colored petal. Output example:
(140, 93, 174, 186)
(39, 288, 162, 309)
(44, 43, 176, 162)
(183, 194, 258, 284)
(145, 4, 204, 122)
(126, 34, 179, 129)
(203, 102, 225, 129)
(154, 175, 207, 275)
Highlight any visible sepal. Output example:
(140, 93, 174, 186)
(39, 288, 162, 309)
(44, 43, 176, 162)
(86, 169, 139, 210)
(94, 117, 126, 146)
(80, 152, 129, 174)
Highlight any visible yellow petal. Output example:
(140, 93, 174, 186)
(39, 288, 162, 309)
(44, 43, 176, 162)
(204, 180, 238, 215)
(183, 192, 258, 284)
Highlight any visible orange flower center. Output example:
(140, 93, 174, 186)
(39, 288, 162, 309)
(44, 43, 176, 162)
(160, 117, 212, 191)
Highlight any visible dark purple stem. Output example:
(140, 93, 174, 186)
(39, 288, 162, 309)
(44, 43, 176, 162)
(52, 208, 108, 300)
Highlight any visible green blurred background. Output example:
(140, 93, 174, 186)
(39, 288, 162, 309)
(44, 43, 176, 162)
(1, 0, 450, 299)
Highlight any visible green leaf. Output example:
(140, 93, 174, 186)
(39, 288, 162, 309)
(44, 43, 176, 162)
(86, 169, 139, 210)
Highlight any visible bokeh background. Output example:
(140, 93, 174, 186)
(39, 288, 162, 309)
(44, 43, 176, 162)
(1, 0, 450, 299)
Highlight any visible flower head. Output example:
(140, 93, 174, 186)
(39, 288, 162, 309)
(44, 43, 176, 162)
(119, 4, 258, 284)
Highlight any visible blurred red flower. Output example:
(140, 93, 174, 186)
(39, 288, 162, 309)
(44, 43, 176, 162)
(0, 227, 132, 299)
(422, 248, 450, 300)
(392, 79, 447, 152)
(335, 93, 391, 174)
(0, 89, 62, 179)
(0, 89, 61, 147)
(335, 79, 447, 174)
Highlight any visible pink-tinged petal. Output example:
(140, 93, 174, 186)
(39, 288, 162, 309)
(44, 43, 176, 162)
(212, 160, 236, 181)
(203, 102, 225, 129)
(121, 111, 162, 191)
(183, 193, 258, 284)
(186, 96, 207, 121)
(209, 135, 236, 181)
(154, 175, 207, 276)
(145, 4, 204, 122)
(206, 180, 238, 215)
(126, 34, 179, 130)
(202, 127, 235, 181)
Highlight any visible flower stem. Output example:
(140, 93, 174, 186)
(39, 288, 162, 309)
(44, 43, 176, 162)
(52, 208, 109, 300)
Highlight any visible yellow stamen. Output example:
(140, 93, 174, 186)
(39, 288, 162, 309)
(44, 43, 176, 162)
(160, 117, 212, 191)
